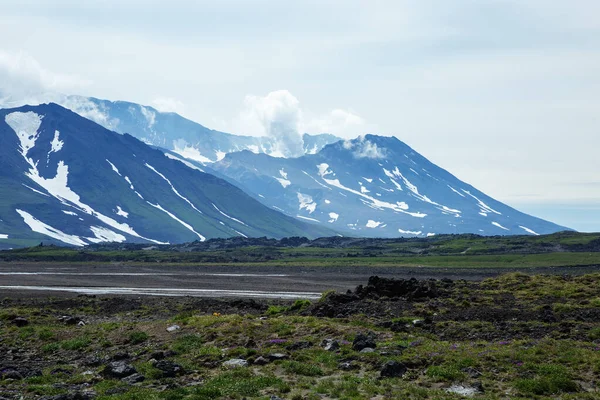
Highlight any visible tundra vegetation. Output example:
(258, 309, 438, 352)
(1, 272, 600, 399)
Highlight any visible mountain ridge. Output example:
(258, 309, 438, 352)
(0, 103, 336, 249)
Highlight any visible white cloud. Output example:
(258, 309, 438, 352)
(344, 136, 387, 159)
(242, 90, 304, 157)
(151, 97, 186, 114)
(304, 108, 366, 138)
(0, 50, 90, 107)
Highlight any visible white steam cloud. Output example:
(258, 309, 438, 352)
(343, 136, 387, 159)
(243, 90, 304, 158)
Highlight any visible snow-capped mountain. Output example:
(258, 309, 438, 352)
(0, 103, 335, 249)
(59, 95, 340, 162)
(209, 135, 569, 237)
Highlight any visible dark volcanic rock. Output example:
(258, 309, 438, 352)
(40, 393, 96, 400)
(380, 361, 407, 378)
(154, 360, 184, 377)
(122, 373, 145, 384)
(352, 332, 377, 351)
(358, 276, 439, 300)
(103, 361, 137, 378)
(321, 339, 340, 351)
(11, 317, 29, 327)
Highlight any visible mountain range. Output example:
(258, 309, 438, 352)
(60, 95, 341, 162)
(0, 103, 334, 249)
(209, 135, 568, 237)
(0, 97, 569, 248)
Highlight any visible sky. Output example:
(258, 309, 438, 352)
(1, 0, 599, 231)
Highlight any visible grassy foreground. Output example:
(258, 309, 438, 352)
(1, 273, 600, 399)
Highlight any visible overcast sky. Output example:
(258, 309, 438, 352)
(1, 0, 599, 231)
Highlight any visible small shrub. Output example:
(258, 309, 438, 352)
(588, 327, 600, 340)
(61, 336, 91, 351)
(37, 328, 55, 341)
(128, 331, 149, 344)
(42, 343, 59, 353)
(282, 361, 324, 377)
(266, 305, 287, 315)
(426, 365, 464, 382)
(172, 334, 203, 353)
(289, 299, 311, 311)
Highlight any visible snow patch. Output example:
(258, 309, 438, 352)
(296, 215, 320, 223)
(106, 159, 122, 176)
(297, 193, 317, 214)
(145, 164, 203, 215)
(426, 233, 436, 237)
(366, 220, 383, 228)
(23, 183, 49, 197)
(328, 212, 339, 223)
(62, 210, 78, 216)
(398, 228, 423, 236)
(492, 221, 510, 231)
(87, 226, 127, 243)
(147, 202, 205, 241)
(279, 169, 288, 179)
(0, 234, 8, 239)
(16, 209, 87, 246)
(212, 203, 247, 226)
(165, 153, 205, 172)
(47, 130, 64, 162)
(275, 177, 291, 188)
(173, 140, 212, 163)
(5, 111, 43, 158)
(115, 206, 129, 218)
(448, 185, 465, 197)
(215, 151, 227, 161)
(324, 199, 331, 204)
(462, 190, 502, 215)
(519, 225, 540, 235)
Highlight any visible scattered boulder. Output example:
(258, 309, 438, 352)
(1, 368, 23, 380)
(357, 276, 439, 300)
(446, 384, 483, 397)
(286, 341, 312, 351)
(321, 339, 340, 351)
(166, 325, 181, 332)
(102, 361, 137, 379)
(253, 356, 269, 365)
(360, 347, 375, 353)
(122, 373, 146, 384)
(112, 352, 130, 361)
(222, 359, 248, 368)
(40, 393, 96, 400)
(154, 360, 184, 377)
(11, 317, 29, 327)
(338, 361, 359, 371)
(352, 332, 377, 351)
(380, 361, 407, 378)
(58, 316, 82, 325)
(268, 353, 288, 362)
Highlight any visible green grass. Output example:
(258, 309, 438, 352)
(2, 231, 599, 268)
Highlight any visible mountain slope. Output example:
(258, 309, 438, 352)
(61, 96, 340, 162)
(210, 135, 570, 237)
(0, 103, 335, 249)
